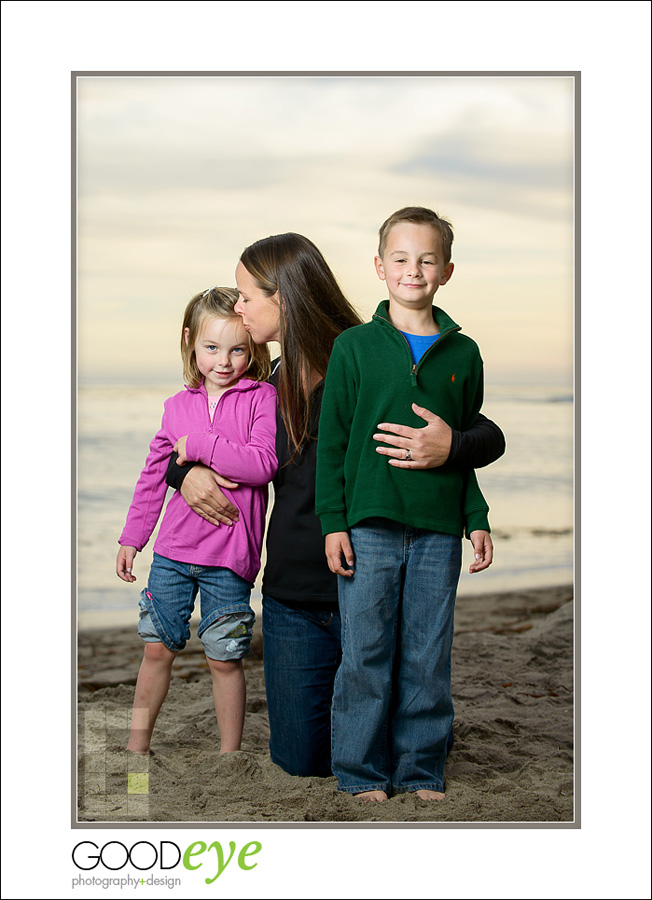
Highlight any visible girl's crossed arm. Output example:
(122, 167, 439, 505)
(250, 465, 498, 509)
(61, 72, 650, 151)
(172, 385, 278, 487)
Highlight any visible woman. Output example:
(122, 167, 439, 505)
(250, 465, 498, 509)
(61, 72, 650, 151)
(167, 233, 505, 776)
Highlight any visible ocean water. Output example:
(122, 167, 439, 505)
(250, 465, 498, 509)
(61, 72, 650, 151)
(77, 380, 573, 626)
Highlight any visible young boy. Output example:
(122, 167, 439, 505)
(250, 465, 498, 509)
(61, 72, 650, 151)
(315, 206, 493, 801)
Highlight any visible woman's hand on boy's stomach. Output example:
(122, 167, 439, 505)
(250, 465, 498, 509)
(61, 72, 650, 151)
(374, 403, 452, 468)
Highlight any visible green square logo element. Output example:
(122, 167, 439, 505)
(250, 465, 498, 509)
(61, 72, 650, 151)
(128, 773, 149, 794)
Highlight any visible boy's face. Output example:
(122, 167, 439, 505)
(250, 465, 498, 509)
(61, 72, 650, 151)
(375, 222, 454, 312)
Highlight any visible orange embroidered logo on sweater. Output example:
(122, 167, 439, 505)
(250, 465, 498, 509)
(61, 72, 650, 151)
(451, 373, 456, 382)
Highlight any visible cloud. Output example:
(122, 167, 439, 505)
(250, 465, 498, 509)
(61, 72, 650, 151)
(76, 75, 575, 379)
(397, 133, 572, 190)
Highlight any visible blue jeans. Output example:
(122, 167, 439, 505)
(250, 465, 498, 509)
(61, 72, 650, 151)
(332, 519, 462, 794)
(262, 595, 341, 777)
(139, 553, 254, 660)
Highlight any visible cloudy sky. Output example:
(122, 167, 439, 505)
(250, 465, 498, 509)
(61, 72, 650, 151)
(77, 74, 575, 384)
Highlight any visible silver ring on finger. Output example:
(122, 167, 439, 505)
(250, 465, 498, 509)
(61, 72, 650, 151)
(405, 449, 412, 461)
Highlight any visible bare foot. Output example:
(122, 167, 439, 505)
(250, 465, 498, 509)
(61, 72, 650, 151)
(415, 789, 445, 801)
(354, 790, 388, 802)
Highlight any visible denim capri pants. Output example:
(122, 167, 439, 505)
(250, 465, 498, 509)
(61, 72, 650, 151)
(137, 553, 255, 661)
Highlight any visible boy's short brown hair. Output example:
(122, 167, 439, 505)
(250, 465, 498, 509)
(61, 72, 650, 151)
(378, 206, 454, 264)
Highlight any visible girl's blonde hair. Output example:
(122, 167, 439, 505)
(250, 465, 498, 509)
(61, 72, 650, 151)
(181, 286, 271, 388)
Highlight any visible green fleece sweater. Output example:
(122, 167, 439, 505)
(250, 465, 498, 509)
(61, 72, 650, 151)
(315, 301, 490, 538)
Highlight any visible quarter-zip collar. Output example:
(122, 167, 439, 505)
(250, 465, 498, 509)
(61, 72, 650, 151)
(185, 378, 261, 429)
(372, 300, 462, 385)
(372, 300, 461, 340)
(184, 377, 260, 397)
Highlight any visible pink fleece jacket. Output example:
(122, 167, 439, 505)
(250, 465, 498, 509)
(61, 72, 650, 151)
(119, 378, 278, 583)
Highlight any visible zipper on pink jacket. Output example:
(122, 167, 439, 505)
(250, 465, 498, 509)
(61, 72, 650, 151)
(195, 380, 257, 433)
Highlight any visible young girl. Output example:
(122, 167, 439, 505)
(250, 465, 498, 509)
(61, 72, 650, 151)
(116, 286, 277, 755)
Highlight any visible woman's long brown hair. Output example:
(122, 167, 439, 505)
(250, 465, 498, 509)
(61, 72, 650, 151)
(240, 233, 362, 458)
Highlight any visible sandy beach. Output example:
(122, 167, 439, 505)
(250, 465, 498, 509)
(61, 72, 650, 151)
(78, 584, 574, 824)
